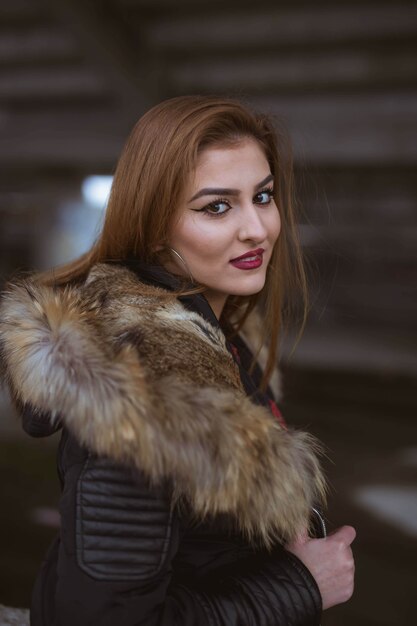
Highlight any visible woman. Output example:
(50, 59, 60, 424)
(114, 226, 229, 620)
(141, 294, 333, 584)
(0, 96, 355, 625)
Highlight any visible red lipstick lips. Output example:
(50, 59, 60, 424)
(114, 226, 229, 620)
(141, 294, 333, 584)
(230, 248, 265, 270)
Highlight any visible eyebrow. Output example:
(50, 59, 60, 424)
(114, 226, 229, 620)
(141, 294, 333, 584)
(188, 173, 274, 203)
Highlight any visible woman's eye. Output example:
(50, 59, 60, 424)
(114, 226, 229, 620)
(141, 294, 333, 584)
(204, 199, 231, 215)
(255, 189, 274, 205)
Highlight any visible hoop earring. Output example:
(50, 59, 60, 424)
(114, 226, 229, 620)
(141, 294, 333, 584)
(167, 247, 194, 283)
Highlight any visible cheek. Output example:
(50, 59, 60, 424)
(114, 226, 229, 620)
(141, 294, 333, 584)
(172, 218, 232, 258)
(268, 208, 281, 244)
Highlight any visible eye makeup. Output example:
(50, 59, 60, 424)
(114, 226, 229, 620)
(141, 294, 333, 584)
(192, 186, 275, 218)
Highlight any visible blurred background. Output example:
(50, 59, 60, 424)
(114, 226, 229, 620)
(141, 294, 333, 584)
(0, 0, 416, 624)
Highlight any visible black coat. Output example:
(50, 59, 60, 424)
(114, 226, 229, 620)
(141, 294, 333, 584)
(1, 262, 325, 625)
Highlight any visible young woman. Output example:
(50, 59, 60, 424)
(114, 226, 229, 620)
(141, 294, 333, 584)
(0, 96, 355, 625)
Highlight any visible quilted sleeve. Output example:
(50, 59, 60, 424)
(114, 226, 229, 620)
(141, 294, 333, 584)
(190, 548, 322, 626)
(56, 453, 321, 626)
(75, 457, 173, 582)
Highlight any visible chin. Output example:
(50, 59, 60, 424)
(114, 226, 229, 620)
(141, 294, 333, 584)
(229, 278, 267, 297)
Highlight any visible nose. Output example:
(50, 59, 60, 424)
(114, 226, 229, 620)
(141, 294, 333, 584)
(238, 204, 268, 243)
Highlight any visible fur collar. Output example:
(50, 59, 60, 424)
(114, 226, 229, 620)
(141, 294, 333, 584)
(0, 262, 325, 547)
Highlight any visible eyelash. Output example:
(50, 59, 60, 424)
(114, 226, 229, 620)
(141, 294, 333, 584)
(195, 186, 275, 217)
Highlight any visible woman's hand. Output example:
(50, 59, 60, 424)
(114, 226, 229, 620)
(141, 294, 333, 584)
(286, 525, 356, 610)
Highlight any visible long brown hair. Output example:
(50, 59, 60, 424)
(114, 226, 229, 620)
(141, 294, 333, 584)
(38, 95, 307, 389)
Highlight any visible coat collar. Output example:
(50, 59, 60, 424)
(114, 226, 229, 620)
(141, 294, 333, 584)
(119, 259, 273, 407)
(0, 262, 326, 546)
(119, 258, 221, 330)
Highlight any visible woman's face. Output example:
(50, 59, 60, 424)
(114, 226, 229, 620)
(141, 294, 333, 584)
(168, 138, 281, 318)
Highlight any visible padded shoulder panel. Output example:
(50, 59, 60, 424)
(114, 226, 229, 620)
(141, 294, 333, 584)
(76, 456, 173, 581)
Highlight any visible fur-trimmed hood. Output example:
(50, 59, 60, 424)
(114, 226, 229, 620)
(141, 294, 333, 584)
(0, 262, 326, 547)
